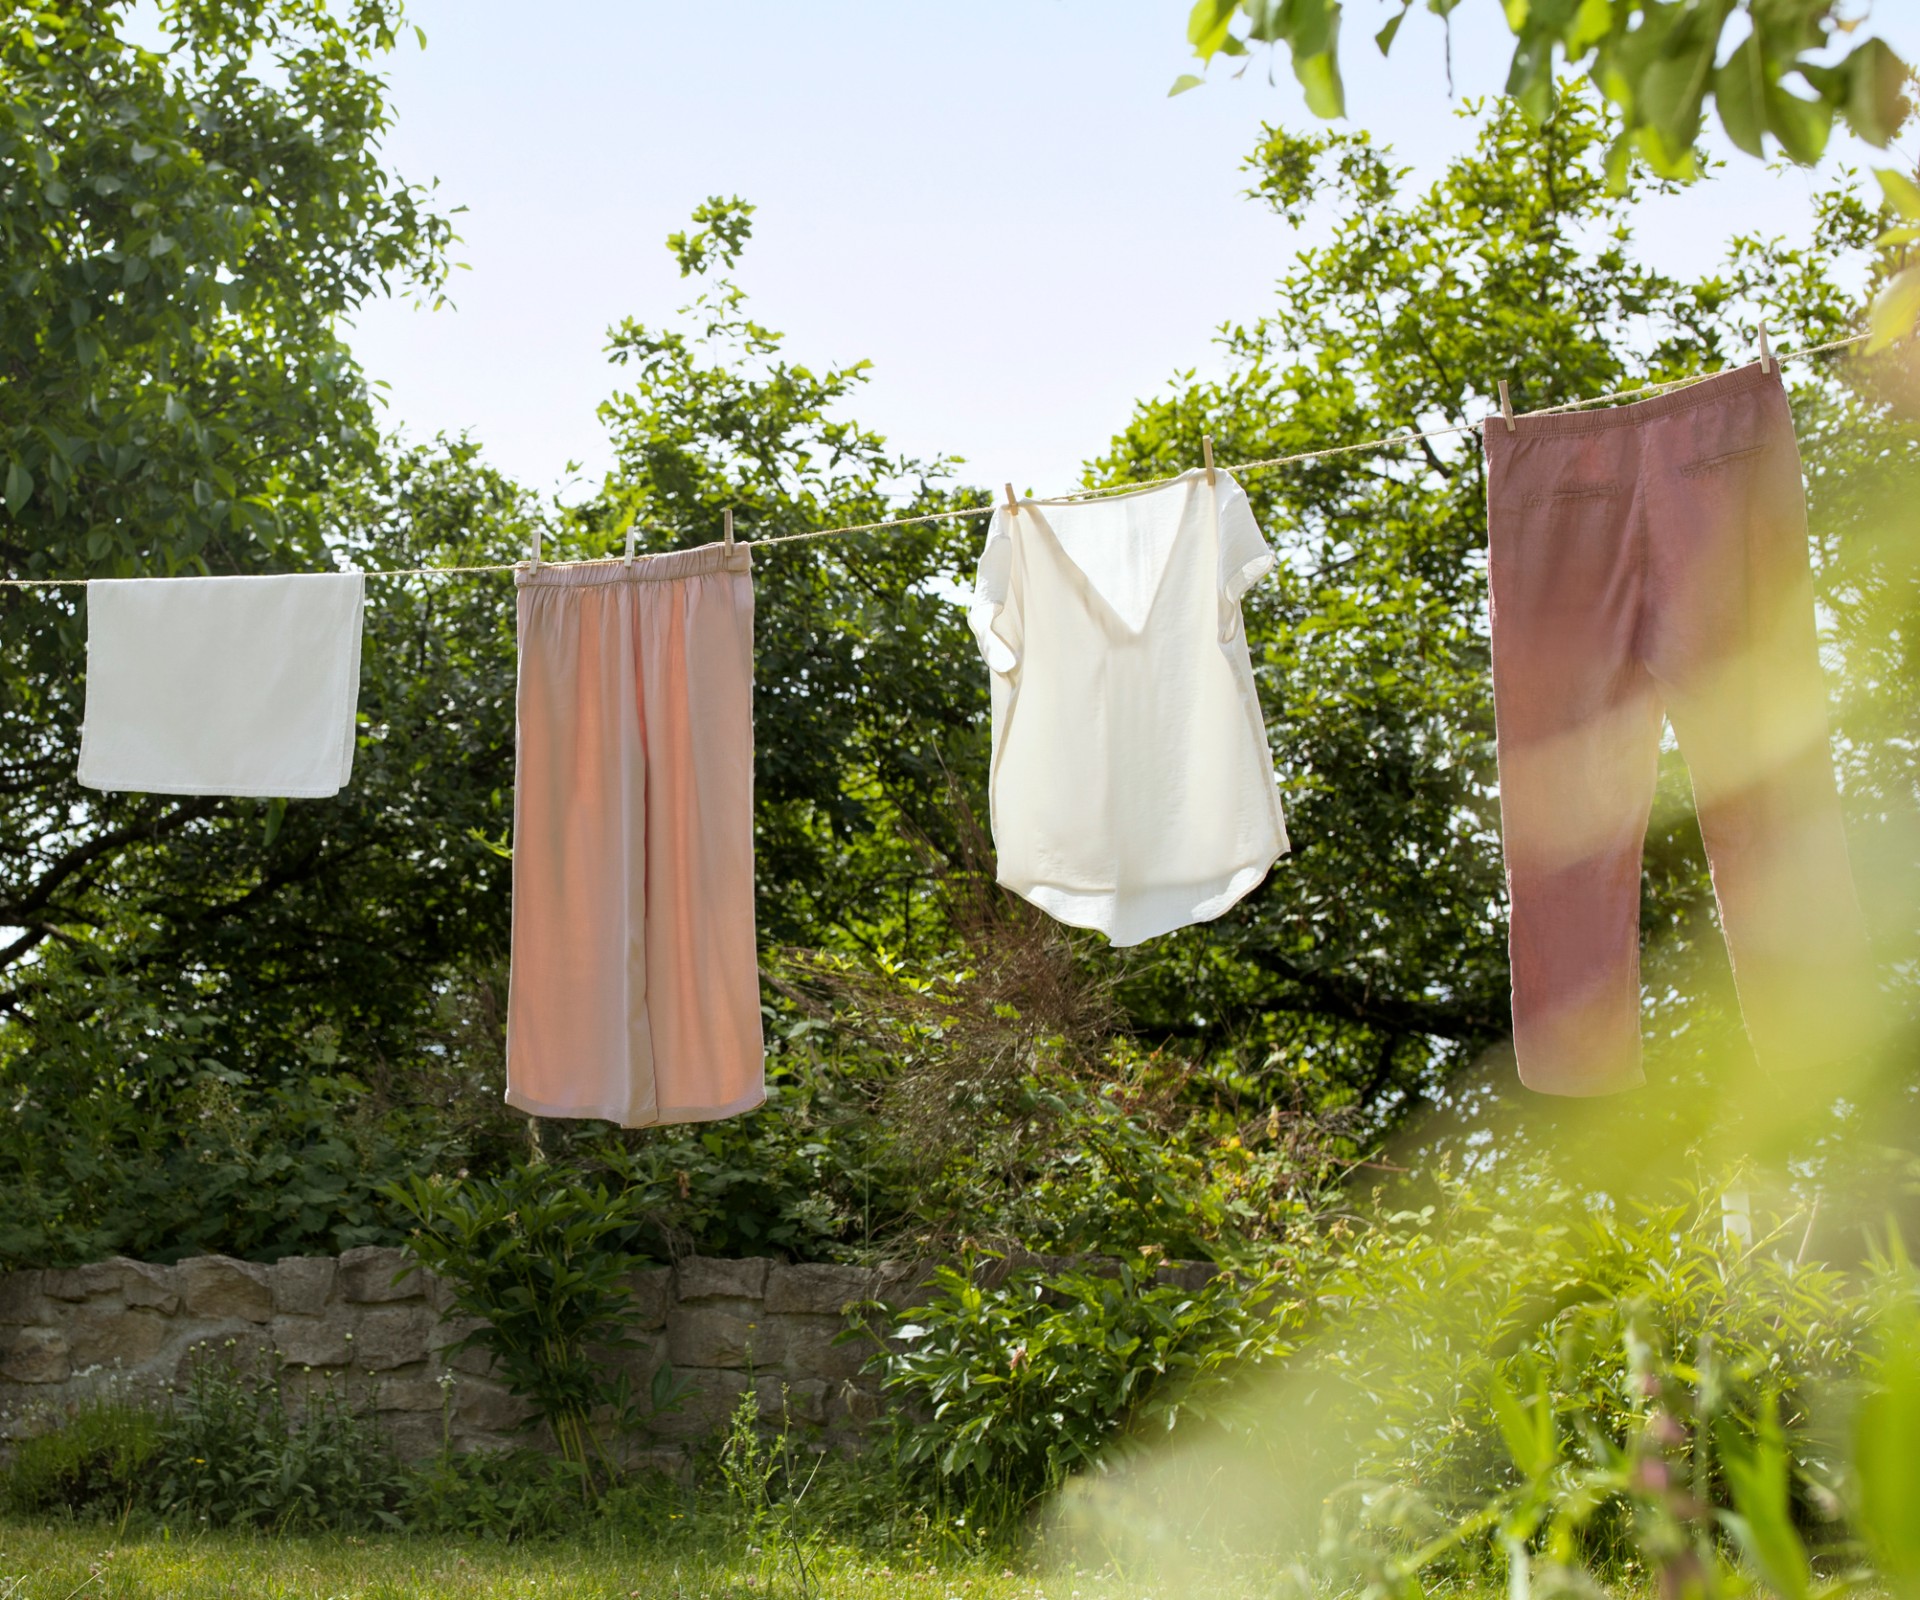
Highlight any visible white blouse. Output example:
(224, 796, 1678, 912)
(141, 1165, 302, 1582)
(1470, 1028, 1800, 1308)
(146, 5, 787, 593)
(968, 469, 1289, 946)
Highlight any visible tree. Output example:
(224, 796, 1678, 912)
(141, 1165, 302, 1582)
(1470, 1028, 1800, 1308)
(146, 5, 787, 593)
(560, 198, 992, 950)
(0, 0, 452, 999)
(1092, 88, 1917, 1123)
(1173, 2, 1920, 346)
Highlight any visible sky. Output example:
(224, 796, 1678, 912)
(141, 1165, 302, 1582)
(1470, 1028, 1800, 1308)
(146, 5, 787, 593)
(340, 3, 1920, 508)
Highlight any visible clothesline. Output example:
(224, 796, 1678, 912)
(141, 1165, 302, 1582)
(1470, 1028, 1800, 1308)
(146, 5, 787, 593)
(0, 331, 1871, 589)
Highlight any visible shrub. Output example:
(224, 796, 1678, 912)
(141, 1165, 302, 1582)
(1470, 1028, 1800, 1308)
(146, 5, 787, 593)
(872, 1252, 1295, 1532)
(0, 1374, 158, 1518)
(387, 1162, 690, 1477)
(148, 1344, 406, 1531)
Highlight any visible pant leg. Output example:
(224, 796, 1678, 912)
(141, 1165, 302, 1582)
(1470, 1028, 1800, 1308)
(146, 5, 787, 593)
(506, 569, 657, 1124)
(635, 548, 765, 1123)
(1487, 423, 1660, 1095)
(1642, 369, 1875, 1081)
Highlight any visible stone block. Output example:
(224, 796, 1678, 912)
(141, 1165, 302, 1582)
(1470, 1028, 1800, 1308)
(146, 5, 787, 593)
(41, 1262, 123, 1302)
(272, 1314, 351, 1369)
(380, 1411, 448, 1462)
(763, 1263, 878, 1317)
(338, 1245, 420, 1304)
(777, 1314, 875, 1382)
(172, 1329, 272, 1384)
(353, 1304, 432, 1372)
(270, 1257, 338, 1316)
(444, 1339, 497, 1378)
(69, 1306, 169, 1369)
(0, 1328, 69, 1385)
(675, 1256, 768, 1303)
(771, 1377, 828, 1426)
(644, 1371, 747, 1440)
(115, 1260, 181, 1315)
(623, 1265, 673, 1329)
(833, 1382, 886, 1430)
(372, 1367, 449, 1413)
(666, 1304, 782, 1370)
(178, 1256, 273, 1323)
(865, 1260, 938, 1308)
(454, 1379, 536, 1434)
(0, 1274, 49, 1327)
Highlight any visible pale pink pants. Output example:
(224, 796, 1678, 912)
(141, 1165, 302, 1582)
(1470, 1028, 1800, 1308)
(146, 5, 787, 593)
(1485, 364, 1868, 1095)
(506, 545, 764, 1126)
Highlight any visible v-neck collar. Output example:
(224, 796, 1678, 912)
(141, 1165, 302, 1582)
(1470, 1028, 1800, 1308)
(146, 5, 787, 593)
(1019, 471, 1204, 636)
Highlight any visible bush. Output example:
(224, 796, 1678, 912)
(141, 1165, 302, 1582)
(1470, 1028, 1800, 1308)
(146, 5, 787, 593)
(388, 1162, 694, 1476)
(148, 1344, 407, 1531)
(0, 1345, 406, 1532)
(872, 1252, 1295, 1532)
(0, 1374, 158, 1518)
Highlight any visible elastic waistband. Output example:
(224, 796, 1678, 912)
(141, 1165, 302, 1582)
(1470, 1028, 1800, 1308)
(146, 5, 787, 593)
(1489, 361, 1781, 441)
(515, 540, 751, 588)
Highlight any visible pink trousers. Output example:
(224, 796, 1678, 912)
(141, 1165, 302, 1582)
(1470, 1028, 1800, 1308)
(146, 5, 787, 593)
(506, 545, 764, 1126)
(1485, 363, 1867, 1095)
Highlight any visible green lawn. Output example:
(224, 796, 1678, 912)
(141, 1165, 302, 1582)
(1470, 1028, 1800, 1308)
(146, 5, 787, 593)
(0, 1524, 1076, 1600)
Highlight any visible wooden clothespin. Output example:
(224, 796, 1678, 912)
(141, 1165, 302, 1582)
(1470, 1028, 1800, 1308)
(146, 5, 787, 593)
(723, 507, 735, 550)
(529, 524, 542, 567)
(1004, 483, 1018, 512)
(1758, 321, 1773, 374)
(1497, 380, 1516, 433)
(1202, 435, 1216, 486)
(623, 518, 636, 566)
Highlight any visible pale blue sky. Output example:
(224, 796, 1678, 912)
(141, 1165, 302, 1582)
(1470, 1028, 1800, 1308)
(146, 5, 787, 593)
(342, 3, 1920, 505)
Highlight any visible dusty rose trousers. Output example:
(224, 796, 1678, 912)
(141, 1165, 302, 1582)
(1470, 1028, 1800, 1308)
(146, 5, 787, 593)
(1485, 363, 1867, 1095)
(506, 545, 764, 1126)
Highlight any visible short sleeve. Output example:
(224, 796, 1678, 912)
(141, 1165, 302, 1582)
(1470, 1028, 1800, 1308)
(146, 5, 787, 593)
(1216, 473, 1274, 642)
(968, 508, 1021, 674)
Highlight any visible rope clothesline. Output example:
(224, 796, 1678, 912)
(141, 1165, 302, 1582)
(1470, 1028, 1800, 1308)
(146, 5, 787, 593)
(0, 332, 1872, 589)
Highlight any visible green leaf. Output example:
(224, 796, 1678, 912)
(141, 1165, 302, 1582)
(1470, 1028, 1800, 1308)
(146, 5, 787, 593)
(1865, 263, 1920, 355)
(1169, 73, 1205, 96)
(1487, 1368, 1556, 1479)
(5, 461, 32, 515)
(1287, 0, 1347, 119)
(1374, 11, 1404, 54)
(1187, 0, 1239, 59)
(1838, 36, 1910, 148)
(1714, 36, 1767, 159)
(1720, 1395, 1811, 1600)
(1763, 82, 1831, 166)
(1876, 167, 1920, 222)
(1856, 1305, 1920, 1591)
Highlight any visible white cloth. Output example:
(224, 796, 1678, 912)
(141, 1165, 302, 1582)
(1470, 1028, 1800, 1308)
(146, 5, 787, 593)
(79, 573, 365, 797)
(968, 469, 1288, 946)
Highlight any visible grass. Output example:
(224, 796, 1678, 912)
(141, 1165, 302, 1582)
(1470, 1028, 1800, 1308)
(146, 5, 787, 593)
(0, 1522, 1079, 1600)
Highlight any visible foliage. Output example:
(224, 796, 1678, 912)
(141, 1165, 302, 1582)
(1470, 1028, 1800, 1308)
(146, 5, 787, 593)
(0, 1007, 460, 1267)
(1867, 165, 1920, 353)
(1301, 1171, 1882, 1561)
(1095, 84, 1918, 1125)
(566, 195, 991, 952)
(1175, 1, 1909, 181)
(387, 1162, 692, 1475)
(718, 1386, 827, 1596)
(147, 1343, 408, 1532)
(0, 1522, 1042, 1599)
(872, 1253, 1295, 1531)
(400, 1445, 680, 1542)
(0, 1372, 158, 1518)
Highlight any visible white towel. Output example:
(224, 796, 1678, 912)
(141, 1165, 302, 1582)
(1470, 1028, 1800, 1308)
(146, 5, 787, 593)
(78, 573, 366, 797)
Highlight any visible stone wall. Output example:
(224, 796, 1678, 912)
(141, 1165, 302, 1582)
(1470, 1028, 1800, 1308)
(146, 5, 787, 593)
(0, 1250, 933, 1463)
